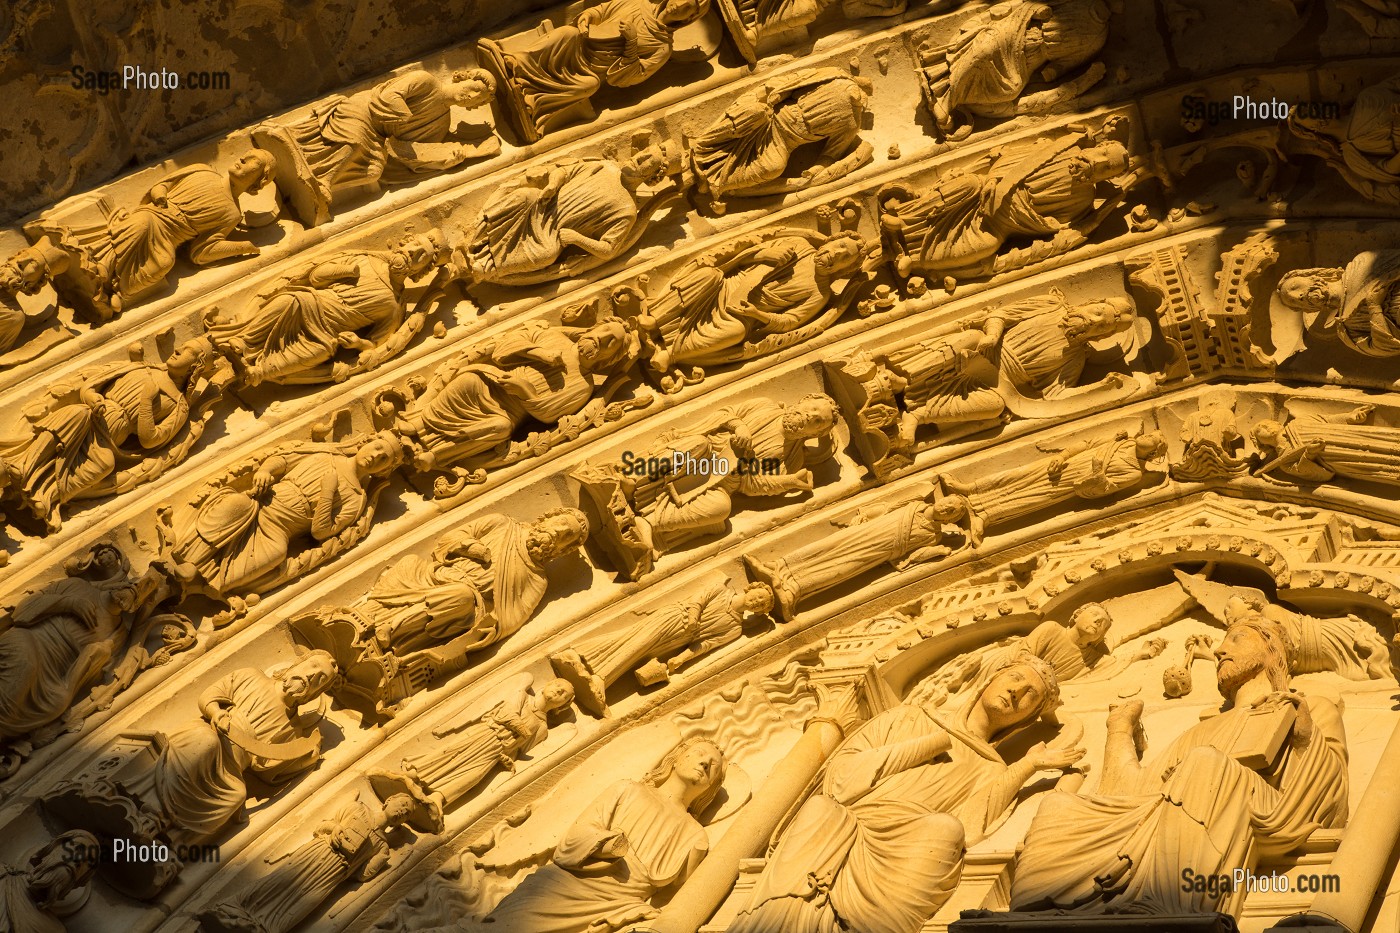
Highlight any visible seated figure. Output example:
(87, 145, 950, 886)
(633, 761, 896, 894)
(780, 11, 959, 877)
(689, 68, 873, 207)
(255, 69, 500, 226)
(1276, 251, 1400, 358)
(477, 0, 713, 142)
(207, 232, 448, 386)
(1011, 613, 1348, 913)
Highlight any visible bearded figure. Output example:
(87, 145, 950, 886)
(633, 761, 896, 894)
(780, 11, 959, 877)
(0, 238, 71, 355)
(1252, 404, 1400, 489)
(1011, 614, 1349, 913)
(0, 831, 99, 933)
(1276, 250, 1400, 358)
(1288, 74, 1400, 206)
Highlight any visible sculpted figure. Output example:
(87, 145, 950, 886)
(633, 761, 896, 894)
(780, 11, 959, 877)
(690, 69, 873, 207)
(942, 429, 1167, 529)
(0, 337, 226, 531)
(453, 145, 685, 287)
(45, 651, 337, 861)
(1011, 614, 1349, 912)
(197, 793, 427, 933)
(164, 431, 404, 598)
(1253, 404, 1400, 488)
(883, 292, 1139, 453)
(394, 319, 643, 478)
(551, 578, 774, 715)
(743, 488, 980, 620)
(1276, 251, 1400, 358)
(728, 653, 1078, 933)
(207, 232, 449, 386)
(573, 393, 838, 579)
(477, 0, 713, 142)
(368, 676, 576, 823)
(920, 0, 1113, 140)
(464, 737, 726, 933)
(1337, 0, 1400, 35)
(35, 151, 276, 319)
(0, 545, 174, 776)
(647, 226, 868, 384)
(1288, 74, 1400, 206)
(255, 70, 499, 227)
(0, 830, 99, 933)
(290, 509, 590, 711)
(879, 118, 1136, 283)
(0, 238, 70, 356)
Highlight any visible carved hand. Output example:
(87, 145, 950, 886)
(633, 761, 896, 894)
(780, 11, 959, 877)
(1256, 691, 1314, 748)
(1106, 698, 1144, 734)
(1026, 740, 1087, 772)
(251, 469, 277, 496)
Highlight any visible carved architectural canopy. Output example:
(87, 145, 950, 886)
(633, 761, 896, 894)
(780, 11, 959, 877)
(8, 2, 1400, 932)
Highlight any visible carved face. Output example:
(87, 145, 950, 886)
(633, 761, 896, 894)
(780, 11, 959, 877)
(658, 0, 704, 26)
(1277, 271, 1343, 313)
(540, 678, 575, 710)
(1085, 142, 1131, 181)
(1135, 433, 1168, 461)
(283, 653, 336, 703)
(355, 437, 400, 476)
(781, 397, 836, 439)
(815, 238, 863, 277)
(1251, 420, 1284, 451)
(927, 495, 968, 522)
(622, 146, 675, 186)
(450, 76, 493, 107)
(577, 321, 628, 371)
(1213, 623, 1268, 698)
(978, 662, 1049, 731)
(1065, 300, 1133, 342)
(743, 584, 774, 614)
(230, 150, 275, 192)
(0, 254, 47, 294)
(382, 793, 416, 825)
(528, 512, 587, 561)
(1071, 604, 1112, 647)
(672, 740, 724, 793)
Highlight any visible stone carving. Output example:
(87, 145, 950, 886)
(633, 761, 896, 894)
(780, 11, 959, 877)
(550, 576, 774, 715)
(728, 652, 1077, 933)
(1161, 633, 1216, 699)
(1169, 390, 1249, 481)
(0, 238, 70, 358)
(942, 428, 1167, 529)
(26, 150, 277, 319)
(744, 487, 980, 621)
(0, 830, 99, 933)
(0, 338, 229, 531)
(161, 431, 405, 601)
(1287, 73, 1400, 205)
(917, 0, 1114, 140)
(1176, 570, 1391, 683)
(206, 232, 450, 386)
(1337, 0, 1400, 36)
(367, 674, 576, 827)
(43, 651, 338, 896)
(388, 319, 647, 493)
(462, 737, 726, 932)
(254, 69, 501, 228)
(715, 0, 917, 62)
(573, 393, 839, 580)
(290, 510, 590, 714)
(689, 68, 873, 209)
(1275, 250, 1400, 358)
(477, 0, 714, 142)
(834, 289, 1144, 475)
(0, 545, 182, 778)
(1011, 613, 1349, 913)
(1252, 404, 1400, 489)
(451, 144, 687, 287)
(196, 792, 432, 933)
(645, 207, 871, 391)
(878, 117, 1140, 285)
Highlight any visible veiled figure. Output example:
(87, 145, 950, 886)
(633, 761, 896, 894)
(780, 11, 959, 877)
(727, 653, 1078, 933)
(0, 338, 222, 531)
(0, 831, 98, 933)
(1289, 74, 1400, 206)
(879, 120, 1133, 281)
(1011, 613, 1349, 913)
(689, 69, 873, 203)
(1253, 404, 1400, 488)
(944, 430, 1166, 529)
(0, 546, 168, 754)
(1276, 251, 1400, 358)
(921, 0, 1112, 138)
(256, 70, 498, 225)
(455, 145, 682, 286)
(167, 432, 403, 596)
(463, 738, 726, 933)
(208, 233, 447, 386)
(479, 0, 712, 141)
(197, 794, 422, 933)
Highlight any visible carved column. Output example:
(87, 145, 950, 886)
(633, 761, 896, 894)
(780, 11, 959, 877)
(642, 674, 868, 933)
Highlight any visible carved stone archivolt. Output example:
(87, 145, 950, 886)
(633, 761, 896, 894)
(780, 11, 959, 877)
(9, 4, 1400, 933)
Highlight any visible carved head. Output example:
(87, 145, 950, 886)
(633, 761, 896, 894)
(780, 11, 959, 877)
(1064, 297, 1135, 342)
(167, 336, 218, 379)
(647, 737, 727, 813)
(655, 0, 711, 27)
(577, 319, 639, 374)
(1276, 267, 1344, 314)
(282, 649, 339, 703)
(927, 493, 970, 523)
(527, 507, 591, 563)
(1069, 602, 1113, 648)
(815, 234, 866, 279)
(381, 793, 417, 827)
(1250, 419, 1285, 453)
(539, 677, 576, 712)
(1134, 432, 1168, 462)
(975, 652, 1061, 737)
(355, 432, 406, 477)
(621, 142, 684, 186)
(392, 230, 449, 279)
(1162, 663, 1193, 698)
(0, 241, 69, 294)
(448, 68, 496, 107)
(27, 830, 99, 911)
(230, 149, 277, 193)
(65, 542, 130, 581)
(782, 393, 839, 440)
(1073, 140, 1131, 182)
(1214, 614, 1294, 698)
(742, 581, 775, 615)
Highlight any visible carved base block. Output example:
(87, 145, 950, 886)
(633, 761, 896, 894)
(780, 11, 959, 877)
(950, 912, 1239, 933)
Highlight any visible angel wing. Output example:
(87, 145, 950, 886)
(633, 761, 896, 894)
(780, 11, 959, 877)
(1172, 569, 1267, 625)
